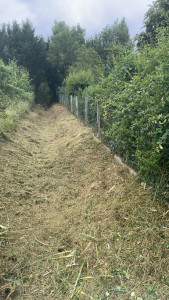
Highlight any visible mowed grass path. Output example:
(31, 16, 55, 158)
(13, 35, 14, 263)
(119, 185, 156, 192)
(0, 104, 168, 299)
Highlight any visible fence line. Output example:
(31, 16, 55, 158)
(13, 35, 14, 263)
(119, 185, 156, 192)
(59, 92, 137, 176)
(97, 101, 101, 138)
(70, 95, 73, 113)
(59, 93, 101, 139)
(84, 97, 88, 124)
(75, 96, 78, 118)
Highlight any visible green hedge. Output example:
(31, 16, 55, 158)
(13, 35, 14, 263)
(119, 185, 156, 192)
(84, 29, 169, 198)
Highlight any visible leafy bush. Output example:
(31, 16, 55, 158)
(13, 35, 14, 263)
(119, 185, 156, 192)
(0, 59, 34, 136)
(65, 70, 94, 96)
(84, 28, 169, 196)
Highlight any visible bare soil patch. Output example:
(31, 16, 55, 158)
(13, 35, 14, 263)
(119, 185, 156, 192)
(0, 104, 168, 299)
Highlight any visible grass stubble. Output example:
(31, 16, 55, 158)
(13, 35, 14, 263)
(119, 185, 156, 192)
(0, 104, 168, 299)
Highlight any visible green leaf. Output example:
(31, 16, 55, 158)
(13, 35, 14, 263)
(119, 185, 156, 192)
(148, 284, 156, 292)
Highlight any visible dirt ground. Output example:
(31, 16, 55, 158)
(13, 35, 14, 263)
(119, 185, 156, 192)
(0, 104, 168, 299)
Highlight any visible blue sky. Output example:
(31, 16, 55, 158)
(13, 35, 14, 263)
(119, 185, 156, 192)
(0, 0, 154, 39)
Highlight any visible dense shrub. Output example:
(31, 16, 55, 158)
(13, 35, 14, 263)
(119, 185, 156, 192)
(65, 70, 94, 96)
(0, 59, 34, 136)
(83, 29, 169, 195)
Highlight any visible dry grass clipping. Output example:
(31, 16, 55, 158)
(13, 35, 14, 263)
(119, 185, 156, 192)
(0, 104, 168, 299)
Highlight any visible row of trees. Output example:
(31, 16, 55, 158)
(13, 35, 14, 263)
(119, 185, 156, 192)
(64, 0, 169, 97)
(0, 20, 86, 105)
(0, 0, 168, 106)
(64, 18, 131, 97)
(0, 16, 132, 106)
(0, 21, 47, 91)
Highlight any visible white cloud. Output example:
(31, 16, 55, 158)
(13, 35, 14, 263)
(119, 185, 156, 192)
(0, 0, 35, 24)
(0, 0, 154, 38)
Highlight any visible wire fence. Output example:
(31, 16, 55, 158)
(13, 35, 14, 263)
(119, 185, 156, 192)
(59, 93, 101, 138)
(59, 91, 138, 176)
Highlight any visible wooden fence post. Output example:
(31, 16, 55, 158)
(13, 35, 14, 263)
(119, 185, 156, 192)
(70, 95, 73, 113)
(97, 101, 101, 138)
(76, 96, 78, 117)
(66, 94, 69, 107)
(85, 97, 88, 123)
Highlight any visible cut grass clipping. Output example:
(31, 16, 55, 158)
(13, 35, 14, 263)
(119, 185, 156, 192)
(0, 104, 168, 299)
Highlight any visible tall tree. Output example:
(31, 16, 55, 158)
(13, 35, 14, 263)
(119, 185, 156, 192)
(0, 20, 48, 96)
(48, 21, 85, 82)
(64, 45, 104, 96)
(135, 0, 169, 48)
(86, 18, 131, 73)
(69, 45, 104, 83)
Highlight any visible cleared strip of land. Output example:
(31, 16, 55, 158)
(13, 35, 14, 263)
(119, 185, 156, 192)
(0, 104, 168, 299)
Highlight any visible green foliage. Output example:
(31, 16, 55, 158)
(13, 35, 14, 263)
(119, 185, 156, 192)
(0, 59, 34, 136)
(48, 21, 85, 81)
(84, 28, 169, 192)
(135, 0, 169, 48)
(64, 45, 104, 97)
(0, 60, 33, 100)
(0, 20, 50, 103)
(69, 45, 104, 84)
(0, 90, 10, 120)
(82, 86, 98, 124)
(86, 18, 131, 73)
(37, 81, 51, 107)
(65, 70, 94, 97)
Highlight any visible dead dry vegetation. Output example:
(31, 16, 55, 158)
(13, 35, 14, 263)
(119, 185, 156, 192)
(0, 104, 168, 300)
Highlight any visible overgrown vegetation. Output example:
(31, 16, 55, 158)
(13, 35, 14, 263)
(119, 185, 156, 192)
(82, 27, 169, 197)
(86, 18, 131, 75)
(135, 0, 169, 48)
(0, 59, 34, 136)
(0, 20, 49, 99)
(63, 0, 169, 199)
